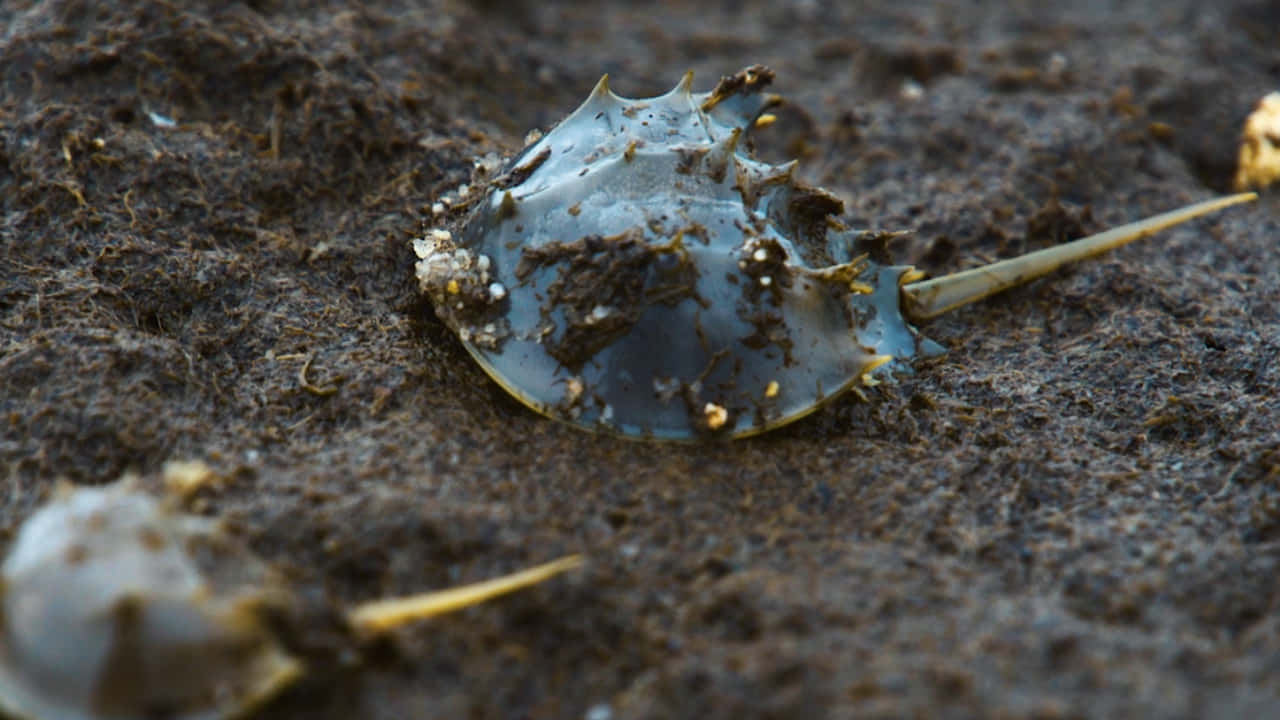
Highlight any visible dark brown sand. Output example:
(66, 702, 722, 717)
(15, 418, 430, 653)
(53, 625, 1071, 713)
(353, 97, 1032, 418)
(2, 1, 1277, 718)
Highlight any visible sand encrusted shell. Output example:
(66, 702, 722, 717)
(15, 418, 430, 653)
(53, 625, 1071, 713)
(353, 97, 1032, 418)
(416, 66, 938, 439)
(0, 481, 300, 720)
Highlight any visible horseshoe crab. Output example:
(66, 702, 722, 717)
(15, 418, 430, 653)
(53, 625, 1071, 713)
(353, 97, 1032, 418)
(0, 480, 581, 720)
(413, 65, 1255, 440)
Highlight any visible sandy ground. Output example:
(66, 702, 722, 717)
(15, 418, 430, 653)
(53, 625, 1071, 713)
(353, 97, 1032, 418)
(2, 1, 1278, 718)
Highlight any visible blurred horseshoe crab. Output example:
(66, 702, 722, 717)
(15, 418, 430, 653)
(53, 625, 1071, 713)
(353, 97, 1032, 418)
(413, 65, 1255, 440)
(0, 479, 581, 720)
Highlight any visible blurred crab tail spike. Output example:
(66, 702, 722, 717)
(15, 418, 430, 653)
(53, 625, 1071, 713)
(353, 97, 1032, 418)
(347, 554, 584, 635)
(901, 192, 1258, 321)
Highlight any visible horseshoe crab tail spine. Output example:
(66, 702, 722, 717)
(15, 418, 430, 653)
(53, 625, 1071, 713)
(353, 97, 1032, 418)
(346, 555, 584, 635)
(900, 192, 1258, 321)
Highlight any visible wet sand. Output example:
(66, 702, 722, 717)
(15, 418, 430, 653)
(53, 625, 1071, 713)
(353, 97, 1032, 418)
(1, 1, 1277, 718)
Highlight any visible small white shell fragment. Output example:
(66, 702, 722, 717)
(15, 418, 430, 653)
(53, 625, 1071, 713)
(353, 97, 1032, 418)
(586, 305, 613, 324)
(703, 402, 729, 430)
(565, 376, 585, 405)
(0, 481, 300, 720)
(146, 110, 176, 128)
(1234, 92, 1280, 191)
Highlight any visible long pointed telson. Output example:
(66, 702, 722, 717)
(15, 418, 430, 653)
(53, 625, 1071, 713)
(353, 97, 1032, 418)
(347, 554, 584, 635)
(900, 192, 1258, 321)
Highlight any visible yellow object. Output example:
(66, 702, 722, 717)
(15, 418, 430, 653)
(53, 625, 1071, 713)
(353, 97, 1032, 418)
(902, 193, 1258, 320)
(348, 555, 584, 635)
(1235, 92, 1280, 191)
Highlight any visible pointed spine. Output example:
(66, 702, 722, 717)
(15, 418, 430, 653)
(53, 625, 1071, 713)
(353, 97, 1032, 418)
(736, 159, 797, 210)
(589, 74, 612, 102)
(556, 74, 621, 128)
(669, 70, 694, 99)
(703, 127, 742, 183)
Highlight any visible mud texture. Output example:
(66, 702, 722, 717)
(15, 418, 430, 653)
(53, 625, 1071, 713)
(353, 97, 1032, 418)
(2, 1, 1278, 718)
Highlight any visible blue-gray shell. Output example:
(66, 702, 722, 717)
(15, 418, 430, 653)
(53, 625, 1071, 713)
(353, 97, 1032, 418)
(414, 66, 938, 439)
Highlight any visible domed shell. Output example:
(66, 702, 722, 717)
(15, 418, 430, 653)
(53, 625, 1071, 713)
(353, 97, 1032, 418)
(415, 66, 935, 439)
(0, 481, 300, 720)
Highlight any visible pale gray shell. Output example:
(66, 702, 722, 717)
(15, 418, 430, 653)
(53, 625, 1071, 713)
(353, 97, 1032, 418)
(0, 482, 299, 720)
(415, 67, 938, 439)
